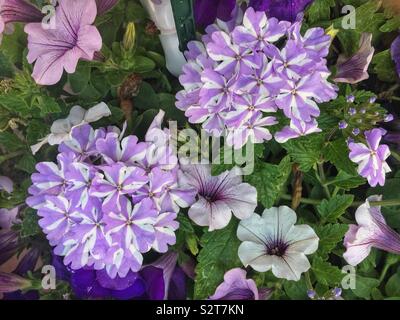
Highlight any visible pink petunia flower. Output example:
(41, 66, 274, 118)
(24, 0, 102, 85)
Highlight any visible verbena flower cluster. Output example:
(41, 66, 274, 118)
(26, 110, 196, 278)
(176, 7, 338, 149)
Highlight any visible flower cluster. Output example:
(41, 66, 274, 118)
(176, 7, 337, 149)
(26, 109, 196, 279)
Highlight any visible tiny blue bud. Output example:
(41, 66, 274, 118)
(346, 95, 355, 103)
(369, 96, 377, 104)
(307, 290, 316, 299)
(384, 114, 394, 122)
(338, 120, 348, 129)
(332, 287, 342, 298)
(352, 128, 360, 136)
(360, 108, 366, 114)
(348, 108, 357, 116)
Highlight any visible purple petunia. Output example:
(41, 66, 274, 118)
(176, 7, 337, 148)
(249, 0, 314, 22)
(348, 128, 391, 187)
(178, 163, 257, 231)
(27, 110, 196, 279)
(24, 0, 102, 85)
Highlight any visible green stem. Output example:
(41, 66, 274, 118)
(304, 272, 313, 291)
(391, 96, 400, 101)
(317, 163, 331, 199)
(391, 150, 400, 163)
(280, 195, 400, 208)
(0, 150, 25, 164)
(379, 261, 391, 283)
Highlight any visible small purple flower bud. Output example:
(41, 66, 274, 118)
(369, 96, 377, 104)
(352, 128, 360, 136)
(0, 272, 32, 293)
(384, 114, 394, 122)
(360, 108, 366, 114)
(346, 95, 355, 103)
(307, 289, 316, 299)
(348, 108, 357, 116)
(338, 120, 348, 129)
(347, 137, 355, 144)
(332, 287, 342, 298)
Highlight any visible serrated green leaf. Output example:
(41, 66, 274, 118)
(283, 134, 324, 172)
(194, 220, 241, 299)
(330, 171, 365, 190)
(15, 153, 36, 174)
(315, 224, 348, 259)
(372, 50, 397, 82)
(34, 95, 61, 116)
(245, 155, 291, 209)
(283, 278, 308, 300)
(132, 56, 156, 73)
(0, 94, 31, 117)
(307, 0, 335, 24)
(0, 51, 15, 78)
(323, 139, 357, 175)
(317, 194, 354, 223)
(352, 275, 380, 299)
(0, 131, 24, 152)
(21, 209, 41, 238)
(312, 256, 343, 286)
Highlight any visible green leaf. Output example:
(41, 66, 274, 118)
(385, 271, 400, 297)
(283, 278, 308, 300)
(245, 155, 291, 209)
(371, 50, 397, 82)
(0, 24, 26, 64)
(0, 131, 24, 152)
(317, 194, 354, 223)
(330, 171, 365, 191)
(380, 16, 400, 32)
(67, 64, 91, 94)
(194, 220, 242, 299)
(0, 51, 15, 78)
(34, 95, 61, 116)
(15, 154, 36, 174)
(314, 224, 348, 259)
(132, 56, 156, 73)
(307, 0, 335, 24)
(323, 139, 357, 175)
(0, 94, 31, 117)
(20, 209, 41, 238)
(283, 134, 324, 172)
(351, 275, 380, 299)
(312, 256, 343, 286)
(133, 82, 159, 110)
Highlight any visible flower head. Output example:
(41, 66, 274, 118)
(194, 0, 237, 28)
(177, 7, 337, 148)
(24, 0, 102, 85)
(209, 268, 272, 300)
(343, 195, 400, 266)
(237, 206, 319, 281)
(348, 128, 391, 187)
(249, 0, 314, 22)
(179, 164, 257, 231)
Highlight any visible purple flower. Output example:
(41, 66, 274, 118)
(0, 230, 19, 265)
(0, 272, 31, 293)
(65, 162, 96, 209)
(275, 118, 321, 143)
(333, 33, 375, 84)
(56, 199, 110, 271)
(227, 112, 277, 149)
(24, 0, 102, 85)
(249, 0, 314, 22)
(0, 206, 20, 229)
(232, 7, 289, 49)
(37, 195, 81, 246)
(348, 128, 391, 187)
(194, 0, 236, 28)
(391, 34, 400, 77)
(0, 0, 42, 36)
(178, 164, 257, 231)
(91, 163, 148, 212)
(96, 132, 147, 165)
(209, 268, 272, 300)
(344, 195, 400, 266)
(0, 175, 13, 193)
(95, 0, 119, 15)
(104, 197, 157, 277)
(207, 30, 261, 77)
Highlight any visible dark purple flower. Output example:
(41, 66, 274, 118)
(0, 0, 43, 36)
(0, 272, 31, 293)
(0, 230, 19, 265)
(209, 268, 272, 300)
(249, 0, 314, 22)
(391, 34, 400, 77)
(13, 248, 40, 276)
(194, 0, 236, 28)
(95, 0, 119, 15)
(333, 33, 375, 84)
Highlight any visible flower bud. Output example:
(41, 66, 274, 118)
(0, 272, 32, 293)
(123, 22, 136, 53)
